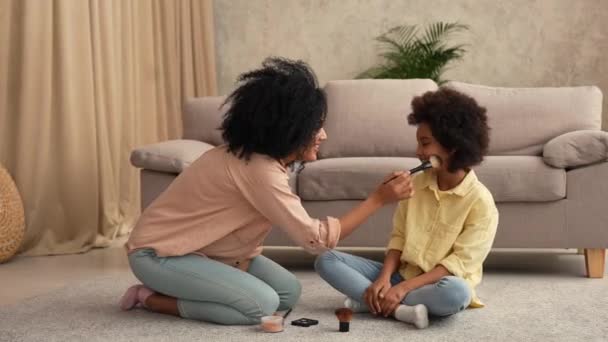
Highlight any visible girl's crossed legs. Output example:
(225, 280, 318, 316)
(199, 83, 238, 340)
(314, 250, 471, 319)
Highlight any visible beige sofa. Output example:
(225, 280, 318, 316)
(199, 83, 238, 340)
(131, 79, 608, 278)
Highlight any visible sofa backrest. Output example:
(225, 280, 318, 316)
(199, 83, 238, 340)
(319, 79, 438, 158)
(446, 82, 603, 155)
(182, 81, 603, 157)
(182, 96, 226, 146)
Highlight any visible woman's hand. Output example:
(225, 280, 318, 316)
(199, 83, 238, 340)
(364, 276, 392, 315)
(373, 171, 414, 205)
(379, 283, 411, 317)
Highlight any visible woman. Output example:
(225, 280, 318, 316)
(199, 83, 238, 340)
(119, 57, 414, 325)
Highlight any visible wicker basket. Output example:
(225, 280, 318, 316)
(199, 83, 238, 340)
(0, 166, 25, 263)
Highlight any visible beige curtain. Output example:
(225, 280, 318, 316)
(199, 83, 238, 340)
(0, 0, 217, 256)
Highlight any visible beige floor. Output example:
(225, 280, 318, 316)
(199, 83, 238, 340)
(0, 242, 130, 306)
(0, 243, 604, 306)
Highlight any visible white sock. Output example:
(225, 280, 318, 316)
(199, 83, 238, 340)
(394, 304, 429, 329)
(344, 297, 369, 313)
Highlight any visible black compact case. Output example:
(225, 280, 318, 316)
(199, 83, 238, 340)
(291, 318, 319, 327)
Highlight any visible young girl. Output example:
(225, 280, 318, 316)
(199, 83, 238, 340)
(315, 87, 498, 329)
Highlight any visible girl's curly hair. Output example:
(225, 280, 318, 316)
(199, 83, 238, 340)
(408, 87, 490, 172)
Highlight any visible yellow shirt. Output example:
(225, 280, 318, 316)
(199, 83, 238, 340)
(387, 169, 498, 308)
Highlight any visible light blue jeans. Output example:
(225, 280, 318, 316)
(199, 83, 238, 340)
(128, 249, 301, 325)
(314, 250, 471, 317)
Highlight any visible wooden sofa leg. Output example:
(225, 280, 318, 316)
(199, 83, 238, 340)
(584, 248, 606, 278)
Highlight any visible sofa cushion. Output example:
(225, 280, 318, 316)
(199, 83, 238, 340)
(319, 79, 438, 158)
(543, 130, 608, 168)
(131, 140, 215, 173)
(474, 156, 565, 202)
(445, 82, 602, 156)
(298, 156, 565, 202)
(298, 157, 422, 200)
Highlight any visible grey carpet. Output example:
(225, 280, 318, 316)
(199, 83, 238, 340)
(1, 268, 607, 342)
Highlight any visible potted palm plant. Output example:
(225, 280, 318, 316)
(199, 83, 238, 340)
(357, 22, 469, 85)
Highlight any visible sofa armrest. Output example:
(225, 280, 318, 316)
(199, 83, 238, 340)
(130, 139, 215, 173)
(543, 130, 608, 168)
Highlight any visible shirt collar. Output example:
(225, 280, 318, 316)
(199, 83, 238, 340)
(422, 169, 478, 197)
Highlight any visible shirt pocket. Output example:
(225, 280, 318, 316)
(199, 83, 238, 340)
(427, 222, 463, 261)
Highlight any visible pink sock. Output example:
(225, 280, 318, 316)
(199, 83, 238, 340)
(137, 286, 154, 308)
(119, 284, 154, 310)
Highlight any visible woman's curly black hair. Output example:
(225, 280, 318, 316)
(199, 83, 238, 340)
(220, 57, 327, 161)
(407, 87, 490, 172)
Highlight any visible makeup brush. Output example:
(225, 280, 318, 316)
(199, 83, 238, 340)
(383, 155, 442, 184)
(335, 308, 353, 332)
(282, 308, 292, 324)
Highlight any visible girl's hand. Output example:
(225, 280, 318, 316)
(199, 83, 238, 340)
(364, 277, 392, 315)
(373, 172, 414, 205)
(379, 283, 410, 317)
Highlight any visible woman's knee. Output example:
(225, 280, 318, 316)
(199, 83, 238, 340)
(433, 276, 471, 316)
(278, 273, 302, 310)
(180, 291, 280, 325)
(244, 288, 281, 319)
